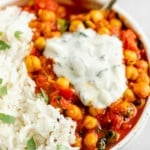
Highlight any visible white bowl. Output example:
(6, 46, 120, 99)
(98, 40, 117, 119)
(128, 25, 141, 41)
(111, 5, 150, 150)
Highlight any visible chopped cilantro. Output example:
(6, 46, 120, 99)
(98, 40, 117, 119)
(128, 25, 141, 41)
(0, 40, 10, 51)
(0, 78, 3, 84)
(27, 137, 36, 150)
(57, 18, 69, 32)
(107, 130, 116, 138)
(0, 32, 3, 36)
(98, 138, 106, 150)
(0, 85, 7, 97)
(14, 31, 23, 39)
(56, 144, 68, 150)
(0, 113, 16, 124)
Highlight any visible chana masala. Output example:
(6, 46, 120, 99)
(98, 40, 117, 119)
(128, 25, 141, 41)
(23, 0, 150, 149)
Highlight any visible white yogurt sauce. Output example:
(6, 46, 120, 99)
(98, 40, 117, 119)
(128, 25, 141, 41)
(44, 29, 127, 108)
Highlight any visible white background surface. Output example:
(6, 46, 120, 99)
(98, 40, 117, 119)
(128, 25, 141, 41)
(117, 0, 150, 150)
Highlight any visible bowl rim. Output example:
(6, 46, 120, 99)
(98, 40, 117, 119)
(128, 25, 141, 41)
(1, 2, 149, 150)
(111, 4, 150, 150)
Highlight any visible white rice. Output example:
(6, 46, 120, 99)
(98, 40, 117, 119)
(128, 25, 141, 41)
(0, 6, 78, 150)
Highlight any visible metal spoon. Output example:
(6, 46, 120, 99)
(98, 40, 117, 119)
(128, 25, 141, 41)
(56, 0, 117, 10)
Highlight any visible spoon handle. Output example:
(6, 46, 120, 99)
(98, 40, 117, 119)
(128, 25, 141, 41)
(103, 0, 117, 10)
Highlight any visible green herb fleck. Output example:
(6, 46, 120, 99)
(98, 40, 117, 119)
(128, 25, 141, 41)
(36, 93, 42, 98)
(57, 18, 69, 32)
(0, 78, 3, 84)
(0, 40, 10, 51)
(27, 137, 36, 150)
(40, 88, 49, 104)
(78, 31, 87, 37)
(0, 85, 7, 97)
(98, 138, 106, 150)
(107, 130, 116, 139)
(0, 113, 16, 124)
(106, 130, 118, 144)
(56, 144, 68, 150)
(14, 31, 23, 39)
(0, 32, 3, 36)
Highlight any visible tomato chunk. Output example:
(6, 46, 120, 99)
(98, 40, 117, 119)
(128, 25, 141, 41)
(100, 110, 123, 130)
(121, 29, 138, 51)
(59, 88, 74, 100)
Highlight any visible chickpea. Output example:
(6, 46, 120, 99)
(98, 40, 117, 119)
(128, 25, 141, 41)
(133, 82, 150, 98)
(73, 135, 82, 147)
(83, 115, 98, 129)
(25, 55, 41, 72)
(34, 36, 46, 51)
(97, 19, 109, 28)
(110, 18, 122, 28)
(126, 65, 138, 80)
(112, 101, 137, 118)
(110, 98, 122, 109)
(38, 9, 56, 22)
(89, 107, 104, 116)
(84, 132, 98, 148)
(56, 77, 70, 89)
(98, 27, 110, 35)
(29, 20, 39, 28)
(66, 104, 83, 121)
(136, 72, 150, 84)
(89, 10, 104, 23)
(69, 20, 85, 32)
(39, 22, 51, 36)
(109, 26, 120, 36)
(32, 30, 41, 41)
(123, 88, 136, 102)
(124, 50, 138, 65)
(56, 6, 66, 18)
(44, 31, 61, 38)
(135, 60, 149, 72)
(27, 0, 34, 6)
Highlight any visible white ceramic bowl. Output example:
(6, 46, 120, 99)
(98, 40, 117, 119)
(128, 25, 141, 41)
(0, 1, 149, 149)
(111, 5, 150, 150)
